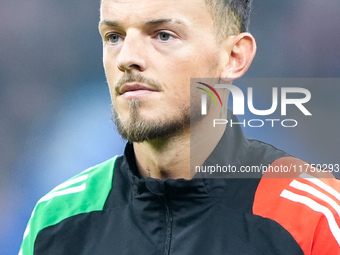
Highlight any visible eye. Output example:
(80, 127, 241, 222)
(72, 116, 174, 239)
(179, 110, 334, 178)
(157, 32, 174, 41)
(107, 33, 122, 44)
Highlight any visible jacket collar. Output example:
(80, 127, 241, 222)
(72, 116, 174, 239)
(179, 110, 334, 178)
(121, 112, 251, 198)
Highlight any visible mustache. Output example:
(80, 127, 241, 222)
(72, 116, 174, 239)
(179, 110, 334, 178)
(114, 73, 163, 94)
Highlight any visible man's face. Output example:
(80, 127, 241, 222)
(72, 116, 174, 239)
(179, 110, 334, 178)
(99, 0, 226, 142)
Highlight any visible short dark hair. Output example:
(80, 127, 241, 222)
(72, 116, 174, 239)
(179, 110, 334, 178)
(205, 0, 252, 37)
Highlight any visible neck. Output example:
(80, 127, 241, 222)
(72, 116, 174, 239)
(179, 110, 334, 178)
(134, 128, 190, 179)
(133, 107, 226, 180)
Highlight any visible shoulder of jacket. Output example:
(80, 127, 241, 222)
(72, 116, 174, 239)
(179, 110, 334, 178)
(253, 157, 340, 255)
(35, 156, 118, 212)
(19, 156, 119, 255)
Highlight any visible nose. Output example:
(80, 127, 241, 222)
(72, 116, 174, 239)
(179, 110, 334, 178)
(116, 31, 147, 72)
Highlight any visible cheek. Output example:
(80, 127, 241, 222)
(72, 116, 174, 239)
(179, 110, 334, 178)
(103, 54, 115, 79)
(168, 50, 220, 79)
(103, 53, 119, 91)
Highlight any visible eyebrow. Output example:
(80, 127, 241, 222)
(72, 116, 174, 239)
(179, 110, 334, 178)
(145, 18, 186, 27)
(99, 20, 120, 29)
(99, 18, 186, 30)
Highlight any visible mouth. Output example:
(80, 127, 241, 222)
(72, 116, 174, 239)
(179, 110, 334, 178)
(119, 83, 159, 99)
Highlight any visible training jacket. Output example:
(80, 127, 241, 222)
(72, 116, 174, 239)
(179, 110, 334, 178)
(20, 115, 340, 255)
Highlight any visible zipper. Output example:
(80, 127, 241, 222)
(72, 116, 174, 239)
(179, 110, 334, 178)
(162, 196, 173, 255)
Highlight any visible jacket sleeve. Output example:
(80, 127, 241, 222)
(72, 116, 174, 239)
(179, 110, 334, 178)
(253, 157, 340, 255)
(19, 157, 117, 255)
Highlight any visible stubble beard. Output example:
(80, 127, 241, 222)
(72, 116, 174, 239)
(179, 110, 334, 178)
(113, 99, 192, 143)
(110, 72, 205, 143)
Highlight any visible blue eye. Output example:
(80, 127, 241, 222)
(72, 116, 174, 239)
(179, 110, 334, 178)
(107, 33, 121, 43)
(158, 32, 172, 41)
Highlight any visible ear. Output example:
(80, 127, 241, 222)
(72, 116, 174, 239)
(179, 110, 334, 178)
(220, 33, 256, 79)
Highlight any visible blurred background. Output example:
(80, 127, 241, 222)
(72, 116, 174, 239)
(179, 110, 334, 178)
(1, 0, 340, 253)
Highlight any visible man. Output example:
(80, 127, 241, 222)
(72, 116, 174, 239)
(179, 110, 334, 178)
(20, 0, 340, 254)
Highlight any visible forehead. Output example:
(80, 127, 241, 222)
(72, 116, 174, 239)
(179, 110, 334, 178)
(100, 0, 211, 27)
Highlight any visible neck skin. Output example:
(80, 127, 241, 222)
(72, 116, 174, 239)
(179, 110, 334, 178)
(133, 92, 228, 180)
